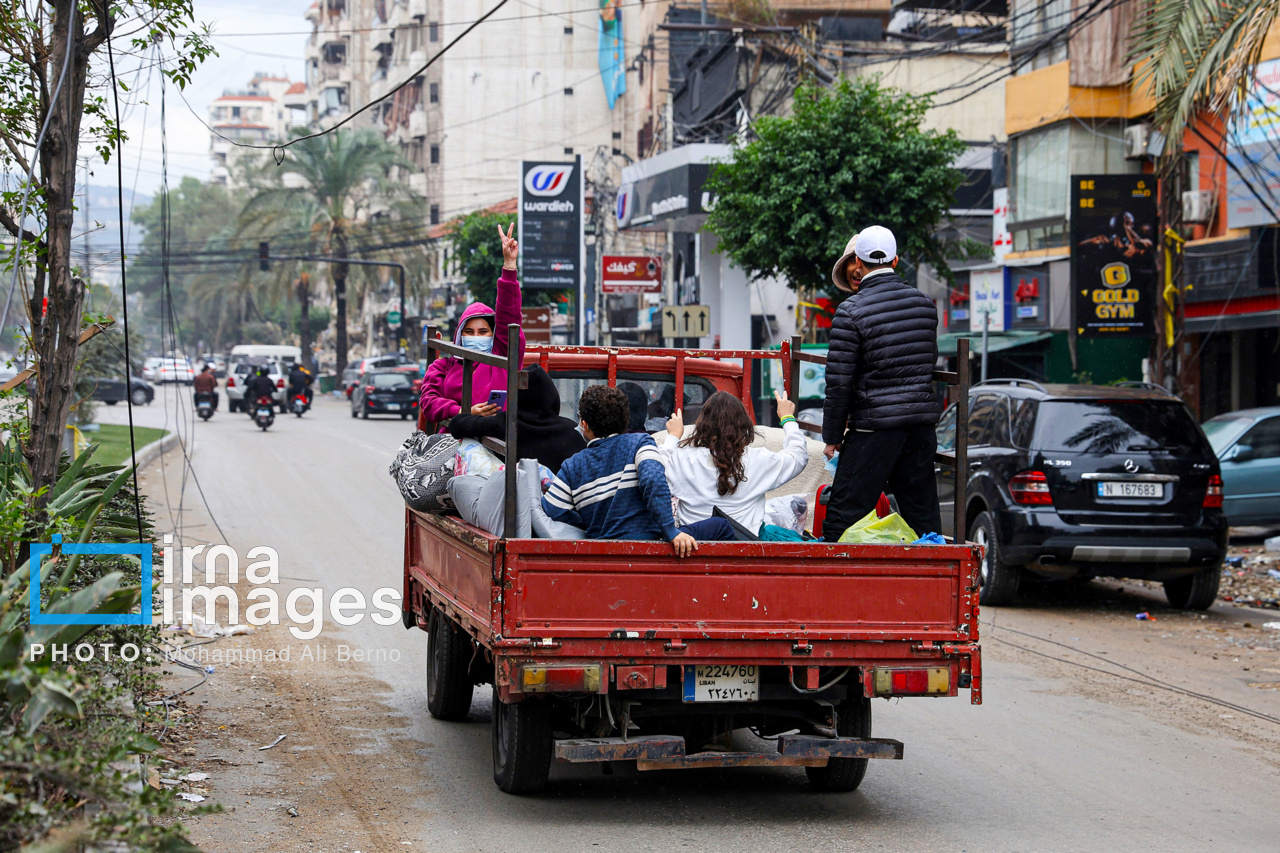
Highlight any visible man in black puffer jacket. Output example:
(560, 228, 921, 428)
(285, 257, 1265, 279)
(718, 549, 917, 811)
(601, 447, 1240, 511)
(821, 225, 942, 541)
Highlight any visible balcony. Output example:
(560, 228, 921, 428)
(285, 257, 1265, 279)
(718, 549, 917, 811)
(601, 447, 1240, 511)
(408, 0, 426, 18)
(409, 172, 428, 196)
(408, 106, 427, 138)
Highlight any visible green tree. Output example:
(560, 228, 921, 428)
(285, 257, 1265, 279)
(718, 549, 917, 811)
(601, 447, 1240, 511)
(447, 209, 562, 307)
(240, 128, 416, 375)
(704, 78, 969, 294)
(0, 0, 212, 502)
(1129, 0, 1279, 148)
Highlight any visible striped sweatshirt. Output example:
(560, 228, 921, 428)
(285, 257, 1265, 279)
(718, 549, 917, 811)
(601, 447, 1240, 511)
(542, 433, 680, 542)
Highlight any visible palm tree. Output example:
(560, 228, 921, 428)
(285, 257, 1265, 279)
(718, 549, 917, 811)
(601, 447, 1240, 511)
(240, 128, 415, 375)
(1130, 0, 1280, 146)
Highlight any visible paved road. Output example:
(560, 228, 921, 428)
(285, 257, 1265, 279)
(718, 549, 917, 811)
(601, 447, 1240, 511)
(102, 386, 1280, 852)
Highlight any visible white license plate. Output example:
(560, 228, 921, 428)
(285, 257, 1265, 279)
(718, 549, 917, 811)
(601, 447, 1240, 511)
(682, 664, 759, 703)
(386, 403, 400, 411)
(1097, 481, 1163, 499)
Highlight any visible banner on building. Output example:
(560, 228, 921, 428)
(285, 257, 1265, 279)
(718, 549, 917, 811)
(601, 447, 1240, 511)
(601, 255, 662, 293)
(1070, 174, 1157, 338)
(970, 268, 1006, 332)
(1226, 57, 1280, 228)
(519, 158, 584, 292)
(598, 1, 627, 109)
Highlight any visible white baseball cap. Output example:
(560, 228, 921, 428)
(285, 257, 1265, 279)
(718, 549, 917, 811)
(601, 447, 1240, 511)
(854, 225, 897, 264)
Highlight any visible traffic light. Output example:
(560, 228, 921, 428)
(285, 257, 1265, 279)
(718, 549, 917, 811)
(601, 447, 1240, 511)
(259, 242, 270, 272)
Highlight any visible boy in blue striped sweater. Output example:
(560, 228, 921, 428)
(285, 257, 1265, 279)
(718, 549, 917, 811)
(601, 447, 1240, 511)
(543, 385, 731, 555)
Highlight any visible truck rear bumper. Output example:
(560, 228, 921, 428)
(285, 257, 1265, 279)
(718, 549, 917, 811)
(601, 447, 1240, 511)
(554, 734, 904, 769)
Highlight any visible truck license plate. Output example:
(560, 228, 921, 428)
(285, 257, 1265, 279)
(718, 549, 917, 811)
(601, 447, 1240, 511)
(1097, 482, 1162, 499)
(386, 403, 400, 411)
(682, 664, 758, 703)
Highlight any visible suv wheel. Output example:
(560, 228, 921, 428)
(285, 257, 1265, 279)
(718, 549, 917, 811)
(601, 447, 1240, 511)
(971, 511, 1020, 606)
(1163, 566, 1221, 610)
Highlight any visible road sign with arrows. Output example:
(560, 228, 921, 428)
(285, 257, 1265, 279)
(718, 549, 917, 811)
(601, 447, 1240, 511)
(661, 304, 710, 338)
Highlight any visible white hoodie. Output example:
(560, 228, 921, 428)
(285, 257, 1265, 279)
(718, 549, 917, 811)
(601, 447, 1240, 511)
(658, 421, 810, 532)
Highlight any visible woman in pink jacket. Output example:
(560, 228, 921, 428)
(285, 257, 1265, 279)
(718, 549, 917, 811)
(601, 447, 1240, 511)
(418, 224, 527, 429)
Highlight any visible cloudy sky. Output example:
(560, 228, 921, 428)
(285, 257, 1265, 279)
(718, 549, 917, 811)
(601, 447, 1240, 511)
(97, 0, 313, 199)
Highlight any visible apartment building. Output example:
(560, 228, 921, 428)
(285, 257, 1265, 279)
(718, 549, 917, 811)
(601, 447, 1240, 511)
(208, 74, 299, 187)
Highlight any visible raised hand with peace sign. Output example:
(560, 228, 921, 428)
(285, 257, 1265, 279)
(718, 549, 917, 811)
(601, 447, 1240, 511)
(499, 222, 519, 270)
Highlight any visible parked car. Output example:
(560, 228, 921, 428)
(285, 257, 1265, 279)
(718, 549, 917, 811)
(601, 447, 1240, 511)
(90, 375, 154, 406)
(1202, 407, 1280, 527)
(226, 360, 287, 412)
(350, 369, 418, 419)
(156, 358, 195, 384)
(342, 354, 405, 397)
(935, 380, 1227, 609)
(141, 357, 164, 382)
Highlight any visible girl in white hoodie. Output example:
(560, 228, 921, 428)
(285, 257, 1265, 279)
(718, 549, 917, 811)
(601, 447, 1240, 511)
(659, 390, 810, 533)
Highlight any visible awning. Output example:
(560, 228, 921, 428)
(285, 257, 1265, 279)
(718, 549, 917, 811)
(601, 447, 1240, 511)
(936, 330, 1053, 357)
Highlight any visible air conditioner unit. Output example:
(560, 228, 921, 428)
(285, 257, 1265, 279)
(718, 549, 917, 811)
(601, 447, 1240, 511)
(1124, 124, 1150, 160)
(1182, 190, 1214, 223)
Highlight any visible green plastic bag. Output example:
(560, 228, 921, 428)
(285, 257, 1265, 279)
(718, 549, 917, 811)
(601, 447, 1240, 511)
(837, 510, 919, 545)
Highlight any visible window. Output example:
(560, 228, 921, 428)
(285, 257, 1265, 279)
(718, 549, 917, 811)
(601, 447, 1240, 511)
(1011, 0, 1069, 73)
(429, 82, 439, 103)
(430, 144, 439, 164)
(429, 205, 440, 225)
(1185, 150, 1201, 192)
(428, 21, 438, 42)
(564, 87, 574, 95)
(563, 147, 573, 155)
(232, 106, 241, 119)
(988, 397, 1013, 448)
(1034, 401, 1205, 453)
(936, 406, 957, 452)
(1011, 124, 1068, 225)
(564, 26, 574, 34)
(967, 395, 999, 446)
(370, 372, 411, 388)
(549, 371, 716, 432)
(1011, 399, 1038, 448)
(1237, 417, 1280, 459)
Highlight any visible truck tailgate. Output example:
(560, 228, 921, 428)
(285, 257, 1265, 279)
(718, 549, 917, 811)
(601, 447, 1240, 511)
(502, 540, 979, 643)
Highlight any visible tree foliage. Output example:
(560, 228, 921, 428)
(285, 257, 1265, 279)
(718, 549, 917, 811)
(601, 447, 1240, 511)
(704, 78, 969, 293)
(446, 209, 561, 309)
(1129, 0, 1280, 149)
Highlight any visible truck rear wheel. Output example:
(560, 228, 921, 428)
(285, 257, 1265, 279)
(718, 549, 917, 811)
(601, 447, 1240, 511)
(491, 686, 553, 794)
(806, 694, 872, 793)
(1163, 566, 1221, 610)
(426, 609, 475, 721)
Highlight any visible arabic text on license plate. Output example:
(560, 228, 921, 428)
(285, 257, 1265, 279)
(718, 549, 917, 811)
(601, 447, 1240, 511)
(682, 664, 758, 703)
(387, 403, 400, 411)
(1098, 481, 1162, 499)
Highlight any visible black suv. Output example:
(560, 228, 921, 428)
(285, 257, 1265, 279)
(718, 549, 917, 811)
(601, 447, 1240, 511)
(935, 380, 1227, 609)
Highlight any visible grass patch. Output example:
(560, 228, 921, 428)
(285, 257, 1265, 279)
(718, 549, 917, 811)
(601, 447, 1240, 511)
(88, 423, 167, 466)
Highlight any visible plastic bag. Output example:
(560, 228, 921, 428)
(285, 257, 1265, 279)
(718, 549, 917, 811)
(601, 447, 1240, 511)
(454, 438, 505, 479)
(912, 532, 946, 545)
(837, 510, 918, 545)
(764, 494, 808, 534)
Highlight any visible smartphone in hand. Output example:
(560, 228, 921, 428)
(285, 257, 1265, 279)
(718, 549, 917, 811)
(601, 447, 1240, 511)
(487, 390, 508, 411)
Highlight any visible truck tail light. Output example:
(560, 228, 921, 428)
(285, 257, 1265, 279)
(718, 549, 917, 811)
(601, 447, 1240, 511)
(1203, 474, 1223, 508)
(1010, 471, 1052, 505)
(873, 667, 949, 696)
(519, 663, 603, 693)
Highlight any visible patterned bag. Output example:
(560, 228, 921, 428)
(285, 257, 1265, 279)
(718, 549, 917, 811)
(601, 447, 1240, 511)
(389, 431, 459, 513)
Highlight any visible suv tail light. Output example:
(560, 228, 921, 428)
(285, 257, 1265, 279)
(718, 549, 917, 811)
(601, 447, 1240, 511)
(1203, 474, 1223, 508)
(872, 667, 950, 696)
(1010, 471, 1052, 505)
(226, 376, 235, 387)
(276, 378, 285, 389)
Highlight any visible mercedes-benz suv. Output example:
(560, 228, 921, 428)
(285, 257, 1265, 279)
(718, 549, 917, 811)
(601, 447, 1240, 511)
(936, 380, 1227, 609)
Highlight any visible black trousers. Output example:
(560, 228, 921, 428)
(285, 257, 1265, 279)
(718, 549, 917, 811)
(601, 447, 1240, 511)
(822, 424, 942, 542)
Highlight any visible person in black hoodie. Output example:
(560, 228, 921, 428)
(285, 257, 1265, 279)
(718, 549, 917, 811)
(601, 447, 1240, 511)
(447, 366, 586, 473)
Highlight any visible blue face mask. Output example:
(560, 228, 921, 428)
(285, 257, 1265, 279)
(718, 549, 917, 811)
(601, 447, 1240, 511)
(460, 335, 493, 354)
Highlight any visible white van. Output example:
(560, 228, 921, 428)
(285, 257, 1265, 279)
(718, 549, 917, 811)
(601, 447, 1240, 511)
(229, 345, 302, 366)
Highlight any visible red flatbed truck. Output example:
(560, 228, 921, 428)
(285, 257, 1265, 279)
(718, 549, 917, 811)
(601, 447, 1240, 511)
(403, 330, 979, 794)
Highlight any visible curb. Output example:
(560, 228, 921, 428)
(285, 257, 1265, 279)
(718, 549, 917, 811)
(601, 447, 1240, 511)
(128, 431, 180, 470)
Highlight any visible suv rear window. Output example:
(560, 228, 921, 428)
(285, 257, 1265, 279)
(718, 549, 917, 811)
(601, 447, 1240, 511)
(370, 373, 411, 388)
(1034, 401, 1204, 453)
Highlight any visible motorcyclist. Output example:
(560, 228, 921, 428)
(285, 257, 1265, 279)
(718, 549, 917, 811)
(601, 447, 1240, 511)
(245, 366, 277, 416)
(288, 363, 314, 406)
(192, 365, 218, 409)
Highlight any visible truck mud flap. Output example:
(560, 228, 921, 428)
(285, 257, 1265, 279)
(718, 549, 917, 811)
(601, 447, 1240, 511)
(554, 734, 903, 769)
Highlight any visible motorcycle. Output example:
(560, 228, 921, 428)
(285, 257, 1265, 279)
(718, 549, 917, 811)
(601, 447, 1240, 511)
(195, 391, 215, 421)
(253, 395, 275, 431)
(289, 388, 311, 417)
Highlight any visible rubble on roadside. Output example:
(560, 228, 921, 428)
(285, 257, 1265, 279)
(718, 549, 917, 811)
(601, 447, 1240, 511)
(1220, 542, 1280, 609)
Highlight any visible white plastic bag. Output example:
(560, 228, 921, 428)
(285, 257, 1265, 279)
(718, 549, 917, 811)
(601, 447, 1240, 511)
(764, 494, 808, 534)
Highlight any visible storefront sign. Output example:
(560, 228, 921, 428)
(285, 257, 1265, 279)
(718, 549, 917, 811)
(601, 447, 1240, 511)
(971, 269, 1006, 333)
(519, 158, 583, 290)
(601, 255, 663, 294)
(1226, 57, 1280, 228)
(1070, 175, 1157, 338)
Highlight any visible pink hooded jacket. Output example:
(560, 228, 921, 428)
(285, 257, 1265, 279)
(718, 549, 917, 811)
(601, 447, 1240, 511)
(419, 268, 527, 425)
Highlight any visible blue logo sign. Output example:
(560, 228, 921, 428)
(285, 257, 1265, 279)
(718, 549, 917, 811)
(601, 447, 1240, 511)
(524, 165, 574, 197)
(30, 534, 153, 626)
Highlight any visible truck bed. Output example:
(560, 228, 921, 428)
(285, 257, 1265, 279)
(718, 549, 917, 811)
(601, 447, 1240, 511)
(404, 510, 980, 686)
